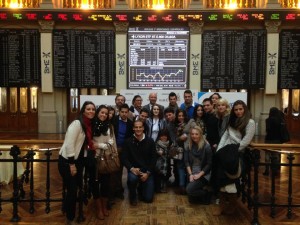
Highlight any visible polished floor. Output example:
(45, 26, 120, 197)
(0, 133, 299, 225)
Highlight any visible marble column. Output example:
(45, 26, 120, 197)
(188, 21, 203, 91)
(114, 22, 129, 93)
(265, 21, 281, 94)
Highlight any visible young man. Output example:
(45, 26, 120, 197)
(165, 92, 179, 115)
(136, 108, 150, 135)
(111, 104, 134, 199)
(202, 98, 219, 151)
(180, 89, 198, 119)
(121, 119, 156, 206)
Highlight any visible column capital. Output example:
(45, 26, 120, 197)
(265, 21, 281, 33)
(38, 20, 55, 33)
(114, 22, 129, 34)
(188, 21, 204, 34)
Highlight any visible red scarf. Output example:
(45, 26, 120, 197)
(83, 116, 94, 150)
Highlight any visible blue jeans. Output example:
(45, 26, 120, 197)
(127, 171, 154, 203)
(175, 160, 186, 188)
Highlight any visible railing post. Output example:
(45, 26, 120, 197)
(45, 149, 52, 213)
(287, 153, 295, 219)
(28, 149, 36, 214)
(10, 145, 21, 222)
(270, 152, 276, 218)
(251, 149, 261, 225)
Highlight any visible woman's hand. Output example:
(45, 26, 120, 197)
(189, 174, 194, 182)
(69, 164, 77, 176)
(193, 171, 205, 180)
(130, 167, 140, 176)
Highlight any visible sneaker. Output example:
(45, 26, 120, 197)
(224, 183, 237, 193)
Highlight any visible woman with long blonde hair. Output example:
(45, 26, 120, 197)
(184, 126, 212, 204)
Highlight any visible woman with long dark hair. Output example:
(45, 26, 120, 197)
(213, 100, 255, 215)
(58, 101, 96, 225)
(91, 105, 117, 220)
(173, 109, 196, 194)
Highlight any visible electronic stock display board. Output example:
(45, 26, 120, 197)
(0, 29, 40, 87)
(201, 30, 266, 89)
(279, 30, 300, 89)
(128, 27, 189, 89)
(53, 29, 115, 88)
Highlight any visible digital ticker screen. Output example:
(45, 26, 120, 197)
(128, 27, 189, 89)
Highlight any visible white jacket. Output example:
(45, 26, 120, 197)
(59, 120, 86, 160)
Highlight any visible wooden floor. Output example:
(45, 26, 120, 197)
(0, 133, 300, 225)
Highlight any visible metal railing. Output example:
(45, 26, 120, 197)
(0, 145, 87, 222)
(242, 143, 300, 225)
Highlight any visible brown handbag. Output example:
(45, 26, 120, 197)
(96, 143, 120, 174)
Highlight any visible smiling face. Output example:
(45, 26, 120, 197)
(203, 100, 214, 113)
(133, 120, 144, 138)
(217, 102, 227, 114)
(134, 97, 143, 108)
(196, 105, 204, 118)
(98, 107, 108, 122)
(184, 93, 192, 105)
(152, 106, 160, 117)
(169, 95, 177, 106)
(83, 104, 96, 119)
(211, 94, 220, 104)
(190, 128, 201, 143)
(149, 93, 157, 105)
(177, 112, 185, 123)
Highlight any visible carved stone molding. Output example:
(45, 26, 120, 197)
(188, 21, 204, 34)
(38, 20, 55, 33)
(265, 21, 281, 33)
(114, 22, 129, 34)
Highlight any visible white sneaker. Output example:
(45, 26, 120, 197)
(224, 183, 237, 193)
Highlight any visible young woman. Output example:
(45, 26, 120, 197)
(192, 104, 207, 138)
(209, 92, 222, 109)
(58, 101, 96, 225)
(173, 109, 196, 194)
(215, 98, 231, 140)
(184, 126, 212, 204)
(91, 105, 117, 220)
(107, 106, 115, 121)
(214, 100, 255, 215)
(146, 104, 167, 142)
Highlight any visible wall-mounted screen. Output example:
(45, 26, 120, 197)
(279, 30, 300, 89)
(128, 27, 189, 89)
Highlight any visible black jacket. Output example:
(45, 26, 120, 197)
(121, 135, 156, 174)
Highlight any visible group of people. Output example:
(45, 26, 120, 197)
(58, 90, 257, 225)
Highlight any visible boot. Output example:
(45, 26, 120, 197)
(222, 193, 238, 215)
(101, 198, 109, 217)
(96, 199, 104, 220)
